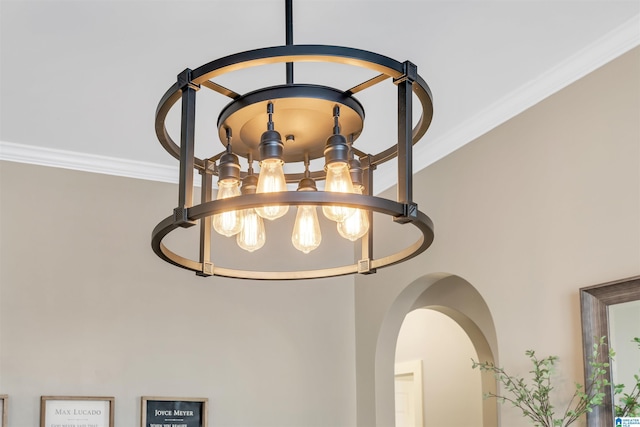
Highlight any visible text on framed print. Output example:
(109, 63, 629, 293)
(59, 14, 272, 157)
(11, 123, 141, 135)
(40, 396, 114, 427)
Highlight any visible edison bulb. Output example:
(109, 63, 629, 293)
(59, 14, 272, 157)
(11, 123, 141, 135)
(292, 205, 322, 254)
(322, 162, 355, 222)
(256, 158, 289, 220)
(212, 180, 242, 237)
(237, 208, 266, 252)
(337, 186, 369, 241)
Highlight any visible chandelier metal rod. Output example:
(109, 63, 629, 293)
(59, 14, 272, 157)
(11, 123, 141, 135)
(200, 80, 240, 99)
(346, 73, 389, 95)
(285, 0, 294, 84)
(359, 155, 375, 273)
(396, 61, 416, 207)
(178, 70, 198, 213)
(198, 160, 213, 276)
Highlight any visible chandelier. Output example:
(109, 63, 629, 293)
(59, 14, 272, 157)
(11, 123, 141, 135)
(151, 0, 434, 280)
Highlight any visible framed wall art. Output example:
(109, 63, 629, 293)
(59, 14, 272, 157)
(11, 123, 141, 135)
(40, 396, 114, 427)
(141, 396, 208, 427)
(581, 276, 640, 426)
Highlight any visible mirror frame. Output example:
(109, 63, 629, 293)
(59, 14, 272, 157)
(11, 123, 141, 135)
(580, 275, 640, 427)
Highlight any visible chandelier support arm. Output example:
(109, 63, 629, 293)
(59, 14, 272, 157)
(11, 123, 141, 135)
(346, 74, 389, 96)
(395, 61, 417, 207)
(177, 69, 200, 216)
(359, 155, 376, 274)
(197, 161, 214, 277)
(200, 80, 240, 100)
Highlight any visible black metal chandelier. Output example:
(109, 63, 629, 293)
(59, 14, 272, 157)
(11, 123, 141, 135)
(151, 0, 435, 280)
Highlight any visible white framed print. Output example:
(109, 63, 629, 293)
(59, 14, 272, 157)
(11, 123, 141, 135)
(40, 396, 114, 427)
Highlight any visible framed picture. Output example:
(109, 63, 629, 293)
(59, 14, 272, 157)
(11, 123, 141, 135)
(141, 396, 208, 427)
(0, 395, 7, 427)
(40, 396, 114, 427)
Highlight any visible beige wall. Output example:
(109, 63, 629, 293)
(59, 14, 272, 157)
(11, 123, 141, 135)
(0, 47, 637, 427)
(355, 46, 640, 426)
(0, 163, 357, 426)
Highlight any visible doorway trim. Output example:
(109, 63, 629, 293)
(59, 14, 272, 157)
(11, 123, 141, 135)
(394, 360, 424, 427)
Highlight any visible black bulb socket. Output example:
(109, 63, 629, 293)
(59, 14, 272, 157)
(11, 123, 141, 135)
(324, 133, 350, 167)
(218, 152, 241, 182)
(259, 129, 284, 161)
(348, 158, 364, 189)
(241, 173, 259, 195)
(297, 177, 318, 192)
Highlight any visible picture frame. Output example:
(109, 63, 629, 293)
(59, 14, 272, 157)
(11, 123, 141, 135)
(0, 395, 7, 427)
(40, 396, 114, 427)
(581, 275, 640, 426)
(141, 396, 208, 427)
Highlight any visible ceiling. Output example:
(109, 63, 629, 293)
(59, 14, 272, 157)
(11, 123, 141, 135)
(1, 0, 639, 193)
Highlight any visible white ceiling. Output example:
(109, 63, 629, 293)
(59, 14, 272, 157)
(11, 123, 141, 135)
(1, 0, 639, 192)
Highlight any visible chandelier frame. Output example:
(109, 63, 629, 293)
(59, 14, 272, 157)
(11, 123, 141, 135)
(151, 3, 435, 280)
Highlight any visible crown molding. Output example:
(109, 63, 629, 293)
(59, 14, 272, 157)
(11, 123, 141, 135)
(374, 14, 640, 193)
(0, 141, 179, 184)
(2, 14, 638, 194)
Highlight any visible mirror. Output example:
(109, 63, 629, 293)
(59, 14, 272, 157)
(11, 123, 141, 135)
(580, 276, 640, 427)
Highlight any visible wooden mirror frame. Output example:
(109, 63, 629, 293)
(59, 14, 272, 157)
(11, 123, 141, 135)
(580, 275, 640, 427)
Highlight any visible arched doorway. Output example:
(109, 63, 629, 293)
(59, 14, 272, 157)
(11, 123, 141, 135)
(395, 308, 483, 426)
(376, 274, 499, 426)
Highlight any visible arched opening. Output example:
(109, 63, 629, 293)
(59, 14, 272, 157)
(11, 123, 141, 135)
(376, 274, 499, 426)
(395, 308, 483, 426)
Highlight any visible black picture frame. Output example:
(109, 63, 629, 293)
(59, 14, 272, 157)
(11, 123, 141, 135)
(141, 396, 208, 427)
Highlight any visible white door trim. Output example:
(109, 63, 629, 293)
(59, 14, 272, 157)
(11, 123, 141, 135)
(395, 360, 424, 427)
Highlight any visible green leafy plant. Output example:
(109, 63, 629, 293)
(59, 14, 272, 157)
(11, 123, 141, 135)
(471, 336, 613, 427)
(614, 337, 640, 417)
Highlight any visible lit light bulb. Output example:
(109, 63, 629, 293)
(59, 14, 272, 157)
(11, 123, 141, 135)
(256, 102, 289, 221)
(322, 161, 355, 222)
(212, 180, 242, 237)
(256, 158, 289, 220)
(212, 144, 242, 237)
(337, 185, 369, 241)
(237, 208, 266, 252)
(291, 175, 322, 254)
(235, 165, 266, 252)
(323, 106, 356, 222)
(292, 205, 322, 254)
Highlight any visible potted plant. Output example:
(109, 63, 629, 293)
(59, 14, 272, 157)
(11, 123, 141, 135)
(472, 337, 612, 427)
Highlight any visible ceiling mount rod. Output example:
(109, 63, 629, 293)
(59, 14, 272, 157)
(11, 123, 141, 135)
(285, 0, 294, 84)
